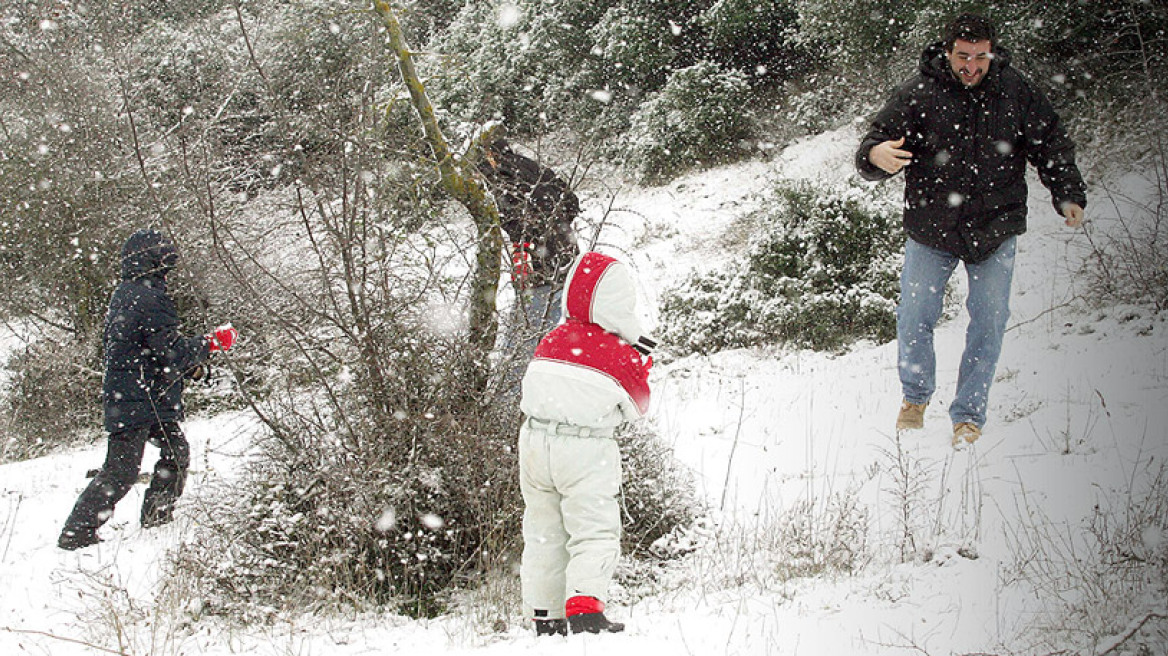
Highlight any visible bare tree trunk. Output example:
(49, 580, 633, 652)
(372, 0, 503, 357)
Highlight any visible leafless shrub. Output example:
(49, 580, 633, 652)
(167, 134, 697, 619)
(876, 431, 935, 562)
(0, 334, 101, 463)
(1083, 168, 1168, 312)
(173, 390, 522, 621)
(1078, 8, 1168, 314)
(1005, 460, 1168, 654)
(666, 483, 870, 599)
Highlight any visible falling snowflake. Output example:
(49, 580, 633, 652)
(375, 508, 397, 532)
(588, 89, 613, 103)
(498, 4, 521, 28)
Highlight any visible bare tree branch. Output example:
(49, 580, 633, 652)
(371, 0, 504, 358)
(1094, 611, 1168, 656)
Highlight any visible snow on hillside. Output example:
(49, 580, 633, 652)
(2, 126, 1165, 656)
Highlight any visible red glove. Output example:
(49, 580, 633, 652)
(206, 325, 237, 352)
(511, 242, 533, 289)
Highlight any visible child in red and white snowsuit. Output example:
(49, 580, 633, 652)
(518, 251, 656, 636)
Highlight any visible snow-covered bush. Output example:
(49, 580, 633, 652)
(262, 7, 381, 130)
(174, 344, 699, 620)
(678, 485, 869, 595)
(771, 487, 870, 581)
(699, 0, 811, 81)
(126, 20, 242, 130)
(776, 72, 871, 137)
(0, 56, 138, 338)
(659, 181, 902, 354)
(434, 0, 613, 133)
(620, 421, 702, 557)
(587, 4, 676, 91)
(997, 3, 1168, 115)
(432, 0, 807, 160)
(795, 0, 946, 67)
(0, 336, 101, 463)
(623, 61, 754, 183)
(174, 383, 522, 620)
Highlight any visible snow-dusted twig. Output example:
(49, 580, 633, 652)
(719, 376, 746, 512)
(0, 625, 130, 656)
(1004, 295, 1082, 334)
(1093, 611, 1168, 656)
(0, 493, 19, 562)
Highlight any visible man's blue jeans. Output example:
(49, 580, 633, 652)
(500, 283, 563, 401)
(897, 237, 1016, 428)
(515, 283, 562, 359)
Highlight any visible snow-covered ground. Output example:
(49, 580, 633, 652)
(2, 127, 1165, 655)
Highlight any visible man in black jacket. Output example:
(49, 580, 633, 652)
(479, 138, 580, 295)
(58, 229, 237, 550)
(856, 13, 1087, 447)
(478, 137, 581, 396)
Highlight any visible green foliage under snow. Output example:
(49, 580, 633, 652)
(623, 61, 755, 183)
(660, 181, 903, 354)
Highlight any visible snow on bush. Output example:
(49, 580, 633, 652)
(660, 180, 902, 354)
(170, 330, 698, 621)
(619, 421, 702, 558)
(623, 61, 754, 184)
(172, 398, 525, 620)
(1, 335, 101, 462)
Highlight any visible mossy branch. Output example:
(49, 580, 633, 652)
(372, 0, 503, 355)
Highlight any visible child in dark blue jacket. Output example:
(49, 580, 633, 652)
(58, 229, 236, 550)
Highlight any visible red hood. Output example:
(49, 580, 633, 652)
(562, 252, 653, 353)
(564, 251, 616, 323)
(530, 251, 655, 418)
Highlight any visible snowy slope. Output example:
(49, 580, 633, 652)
(2, 126, 1165, 656)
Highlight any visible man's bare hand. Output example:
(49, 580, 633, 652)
(1060, 202, 1084, 228)
(869, 137, 913, 175)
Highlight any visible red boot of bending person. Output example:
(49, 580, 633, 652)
(566, 595, 625, 634)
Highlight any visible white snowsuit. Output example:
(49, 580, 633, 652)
(518, 251, 655, 620)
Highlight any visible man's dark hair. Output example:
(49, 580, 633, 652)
(943, 13, 996, 51)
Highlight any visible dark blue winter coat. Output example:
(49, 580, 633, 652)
(856, 43, 1087, 262)
(102, 230, 209, 433)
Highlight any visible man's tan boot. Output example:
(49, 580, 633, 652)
(896, 401, 927, 430)
(952, 422, 981, 447)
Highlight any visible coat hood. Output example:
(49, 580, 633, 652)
(526, 250, 655, 422)
(561, 251, 655, 354)
(919, 41, 1012, 89)
(121, 229, 178, 283)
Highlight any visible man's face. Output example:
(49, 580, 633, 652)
(947, 38, 993, 88)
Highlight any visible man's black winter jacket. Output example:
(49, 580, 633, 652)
(478, 140, 580, 287)
(856, 43, 1087, 262)
(102, 230, 209, 433)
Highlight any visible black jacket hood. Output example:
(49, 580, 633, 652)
(121, 229, 177, 283)
(919, 41, 1013, 90)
